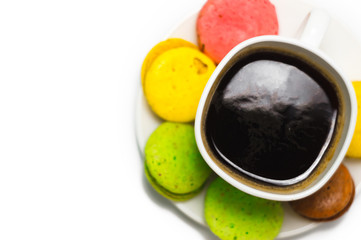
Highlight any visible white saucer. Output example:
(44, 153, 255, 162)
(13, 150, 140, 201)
(135, 0, 361, 238)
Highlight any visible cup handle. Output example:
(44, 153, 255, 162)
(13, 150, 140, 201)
(300, 9, 330, 48)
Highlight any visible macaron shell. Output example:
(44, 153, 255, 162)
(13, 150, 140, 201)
(144, 161, 202, 201)
(289, 164, 355, 221)
(346, 81, 361, 158)
(141, 38, 198, 88)
(144, 47, 215, 122)
(205, 177, 284, 240)
(144, 122, 212, 199)
(197, 0, 278, 64)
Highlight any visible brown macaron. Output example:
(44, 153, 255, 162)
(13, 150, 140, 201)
(289, 164, 355, 221)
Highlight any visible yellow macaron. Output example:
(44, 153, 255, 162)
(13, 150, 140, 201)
(144, 47, 215, 122)
(141, 38, 198, 89)
(347, 81, 361, 158)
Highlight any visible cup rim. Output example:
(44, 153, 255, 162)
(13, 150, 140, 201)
(194, 35, 357, 201)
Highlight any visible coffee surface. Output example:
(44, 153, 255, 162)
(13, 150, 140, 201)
(205, 52, 338, 184)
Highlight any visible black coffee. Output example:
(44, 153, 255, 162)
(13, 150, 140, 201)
(205, 51, 338, 185)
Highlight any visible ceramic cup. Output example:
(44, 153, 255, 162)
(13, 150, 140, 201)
(194, 10, 357, 201)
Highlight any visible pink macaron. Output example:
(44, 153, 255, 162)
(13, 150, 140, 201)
(197, 0, 279, 64)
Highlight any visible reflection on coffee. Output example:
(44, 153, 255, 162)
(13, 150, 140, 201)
(205, 51, 339, 186)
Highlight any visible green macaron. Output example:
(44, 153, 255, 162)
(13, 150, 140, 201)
(205, 178, 284, 240)
(144, 122, 212, 201)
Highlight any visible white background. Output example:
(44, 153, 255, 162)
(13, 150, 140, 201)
(0, 0, 361, 239)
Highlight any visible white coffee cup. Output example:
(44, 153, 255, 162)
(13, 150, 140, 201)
(194, 10, 357, 201)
